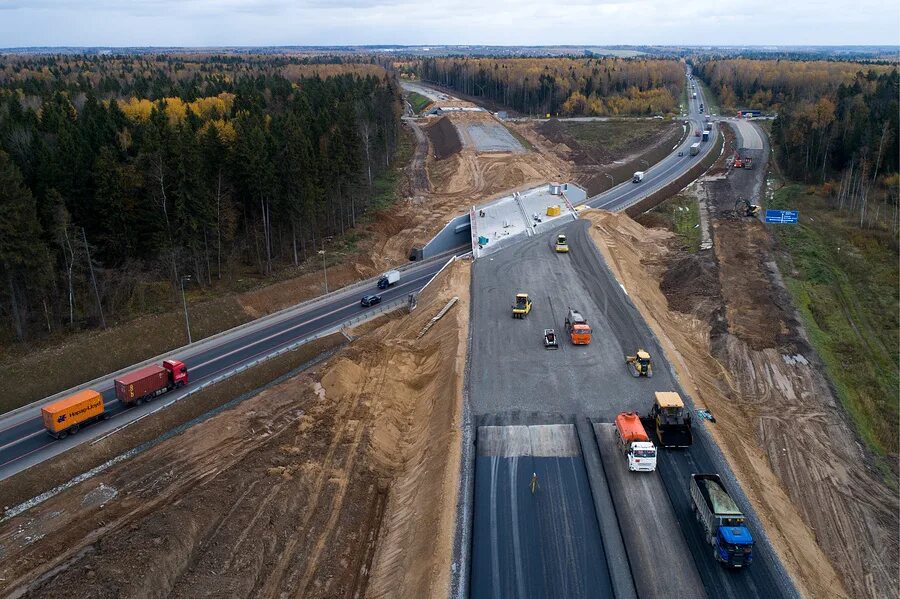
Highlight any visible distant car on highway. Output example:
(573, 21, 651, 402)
(360, 294, 382, 307)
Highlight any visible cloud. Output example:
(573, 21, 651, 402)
(0, 0, 897, 46)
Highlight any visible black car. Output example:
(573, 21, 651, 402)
(360, 294, 382, 307)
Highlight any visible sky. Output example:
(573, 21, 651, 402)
(0, 0, 898, 47)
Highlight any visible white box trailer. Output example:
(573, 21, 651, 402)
(690, 142, 701, 156)
(377, 269, 400, 289)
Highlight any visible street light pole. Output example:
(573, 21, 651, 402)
(180, 275, 192, 344)
(319, 243, 328, 294)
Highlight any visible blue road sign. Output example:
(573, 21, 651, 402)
(765, 209, 798, 224)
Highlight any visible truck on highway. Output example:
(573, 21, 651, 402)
(649, 391, 693, 447)
(564, 309, 592, 345)
(632, 171, 645, 183)
(114, 360, 188, 406)
(377, 269, 400, 289)
(615, 412, 657, 472)
(690, 143, 701, 156)
(692, 92, 697, 99)
(41, 389, 108, 439)
(690, 474, 755, 568)
(701, 130, 710, 142)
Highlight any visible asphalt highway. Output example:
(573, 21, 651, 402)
(0, 71, 718, 481)
(0, 253, 457, 479)
(586, 69, 716, 211)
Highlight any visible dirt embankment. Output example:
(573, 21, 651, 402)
(0, 259, 471, 599)
(585, 121, 899, 599)
(584, 209, 849, 599)
(371, 112, 568, 265)
(537, 118, 682, 195)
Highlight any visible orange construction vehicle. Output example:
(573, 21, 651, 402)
(733, 152, 743, 168)
(564, 308, 592, 345)
(615, 412, 657, 472)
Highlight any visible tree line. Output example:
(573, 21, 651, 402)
(0, 54, 402, 342)
(694, 59, 899, 230)
(417, 57, 684, 116)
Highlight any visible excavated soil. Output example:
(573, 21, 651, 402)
(582, 124, 898, 599)
(426, 116, 463, 160)
(0, 260, 471, 599)
(537, 118, 681, 195)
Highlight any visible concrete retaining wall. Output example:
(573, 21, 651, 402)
(422, 213, 471, 258)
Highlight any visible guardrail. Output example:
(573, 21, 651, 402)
(89, 296, 407, 445)
(4, 250, 464, 421)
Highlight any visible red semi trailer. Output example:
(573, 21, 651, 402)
(114, 359, 188, 406)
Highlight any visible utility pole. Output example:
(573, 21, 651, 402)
(82, 228, 106, 329)
(605, 173, 615, 189)
(319, 242, 328, 294)
(180, 275, 192, 344)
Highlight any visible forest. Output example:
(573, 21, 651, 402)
(0, 54, 402, 342)
(694, 59, 899, 228)
(417, 57, 684, 116)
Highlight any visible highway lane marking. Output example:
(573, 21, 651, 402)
(0, 271, 438, 468)
(0, 429, 45, 453)
(189, 271, 436, 371)
(0, 259, 454, 436)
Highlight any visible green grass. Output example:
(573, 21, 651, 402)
(505, 124, 535, 152)
(769, 183, 899, 457)
(561, 119, 675, 156)
(693, 77, 721, 115)
(406, 91, 432, 114)
(645, 194, 702, 252)
(370, 125, 415, 212)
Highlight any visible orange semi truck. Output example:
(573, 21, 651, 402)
(41, 389, 108, 439)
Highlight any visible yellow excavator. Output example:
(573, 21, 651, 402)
(625, 350, 653, 377)
(734, 199, 760, 218)
(512, 293, 533, 319)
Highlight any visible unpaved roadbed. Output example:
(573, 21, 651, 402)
(0, 260, 471, 599)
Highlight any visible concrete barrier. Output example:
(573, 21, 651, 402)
(423, 213, 471, 259)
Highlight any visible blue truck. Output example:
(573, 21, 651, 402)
(690, 474, 754, 567)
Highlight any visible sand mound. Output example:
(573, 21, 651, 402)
(0, 259, 471, 599)
(582, 208, 853, 599)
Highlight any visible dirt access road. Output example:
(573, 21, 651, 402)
(0, 260, 470, 599)
(615, 121, 897, 599)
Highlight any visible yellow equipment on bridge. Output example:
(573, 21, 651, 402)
(512, 293, 533, 319)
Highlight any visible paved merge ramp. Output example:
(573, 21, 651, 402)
(468, 218, 795, 599)
(470, 423, 612, 598)
(594, 423, 707, 599)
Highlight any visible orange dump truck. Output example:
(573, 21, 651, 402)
(565, 308, 592, 345)
(41, 389, 107, 439)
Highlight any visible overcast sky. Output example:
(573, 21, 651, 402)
(0, 0, 898, 47)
